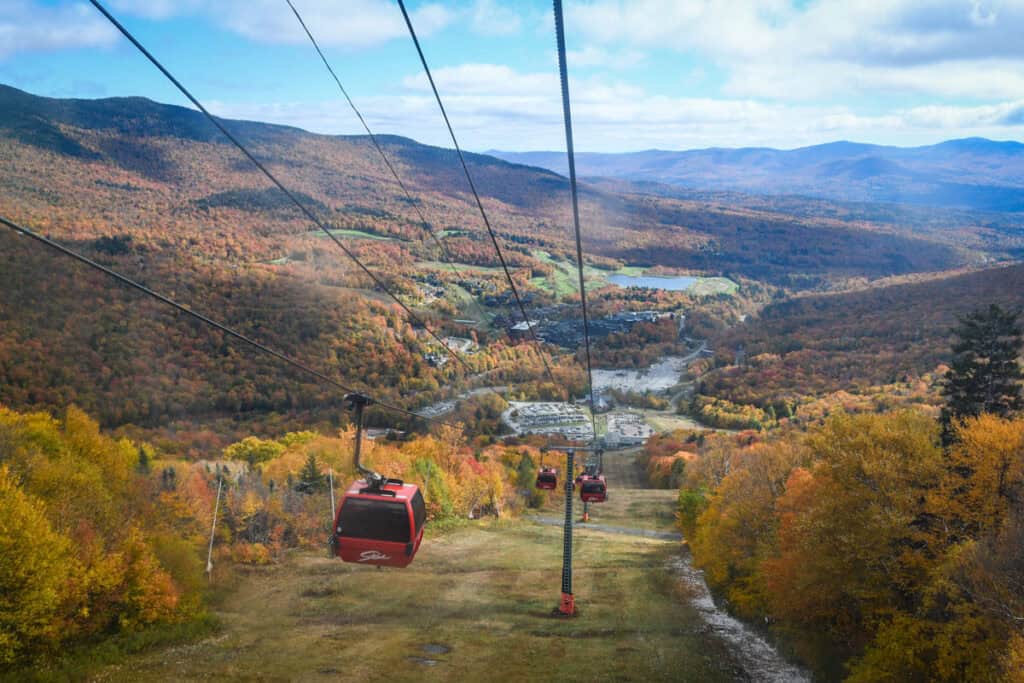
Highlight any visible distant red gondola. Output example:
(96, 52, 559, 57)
(536, 467, 558, 490)
(579, 474, 607, 503)
(333, 478, 426, 567)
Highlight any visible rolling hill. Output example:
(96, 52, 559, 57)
(0, 82, 1020, 443)
(701, 262, 1024, 413)
(0, 83, 1006, 287)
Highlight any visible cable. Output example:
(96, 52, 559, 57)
(0, 215, 456, 429)
(283, 0, 489, 325)
(87, 0, 508, 413)
(552, 0, 597, 444)
(395, 0, 558, 388)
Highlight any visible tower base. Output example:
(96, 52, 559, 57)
(552, 592, 578, 617)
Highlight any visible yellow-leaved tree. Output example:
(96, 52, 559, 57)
(0, 465, 79, 664)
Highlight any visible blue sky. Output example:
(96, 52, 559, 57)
(2, 0, 1024, 152)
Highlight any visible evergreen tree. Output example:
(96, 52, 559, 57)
(136, 446, 150, 474)
(160, 466, 177, 491)
(294, 454, 325, 494)
(940, 304, 1024, 442)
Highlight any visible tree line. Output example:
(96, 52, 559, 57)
(673, 305, 1024, 681)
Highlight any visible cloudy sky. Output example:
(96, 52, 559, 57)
(2, 0, 1024, 152)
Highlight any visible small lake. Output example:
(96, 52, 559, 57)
(608, 274, 697, 291)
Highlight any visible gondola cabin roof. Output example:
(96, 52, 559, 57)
(345, 479, 417, 499)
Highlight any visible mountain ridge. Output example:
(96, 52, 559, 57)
(489, 137, 1024, 212)
(0, 82, 1012, 289)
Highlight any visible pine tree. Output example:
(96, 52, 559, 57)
(294, 454, 325, 494)
(136, 446, 150, 474)
(940, 304, 1024, 442)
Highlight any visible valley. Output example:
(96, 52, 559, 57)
(2, 80, 1023, 683)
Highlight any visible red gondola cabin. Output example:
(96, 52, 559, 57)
(333, 479, 426, 568)
(536, 467, 558, 490)
(579, 474, 607, 503)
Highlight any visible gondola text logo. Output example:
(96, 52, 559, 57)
(359, 550, 391, 562)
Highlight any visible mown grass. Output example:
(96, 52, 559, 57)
(95, 505, 741, 682)
(645, 412, 715, 433)
(529, 250, 613, 298)
(685, 277, 739, 296)
(311, 228, 399, 241)
(528, 251, 736, 300)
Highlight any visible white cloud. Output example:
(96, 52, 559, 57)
(402, 63, 557, 95)
(567, 0, 1024, 100)
(470, 0, 521, 36)
(903, 100, 1024, 127)
(108, 0, 453, 48)
(207, 62, 1024, 152)
(722, 59, 1024, 101)
(0, 1, 118, 59)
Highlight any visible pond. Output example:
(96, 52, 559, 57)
(607, 274, 698, 291)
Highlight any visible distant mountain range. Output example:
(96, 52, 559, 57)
(2, 82, 1020, 290)
(489, 138, 1024, 212)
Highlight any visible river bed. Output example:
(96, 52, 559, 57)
(669, 554, 810, 682)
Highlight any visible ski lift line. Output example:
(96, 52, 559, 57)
(395, 0, 557, 387)
(87, 0, 508, 414)
(284, 1, 557, 394)
(283, 0, 486, 324)
(0, 215, 456, 429)
(552, 0, 598, 444)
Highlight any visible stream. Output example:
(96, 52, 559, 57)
(669, 554, 811, 682)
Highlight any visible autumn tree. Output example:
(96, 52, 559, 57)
(224, 436, 285, 469)
(764, 411, 944, 653)
(847, 414, 1024, 682)
(0, 466, 77, 664)
(940, 304, 1024, 442)
(691, 440, 806, 617)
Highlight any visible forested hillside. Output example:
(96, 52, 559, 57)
(2, 83, 1004, 441)
(0, 227, 574, 450)
(0, 83, 998, 288)
(698, 264, 1024, 420)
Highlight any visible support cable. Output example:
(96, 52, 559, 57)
(552, 0, 598, 444)
(0, 215, 455, 428)
(395, 0, 558, 387)
(87, 0, 508, 414)
(284, 0, 490, 328)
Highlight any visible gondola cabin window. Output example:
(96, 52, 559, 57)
(338, 498, 410, 542)
(411, 489, 426, 535)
